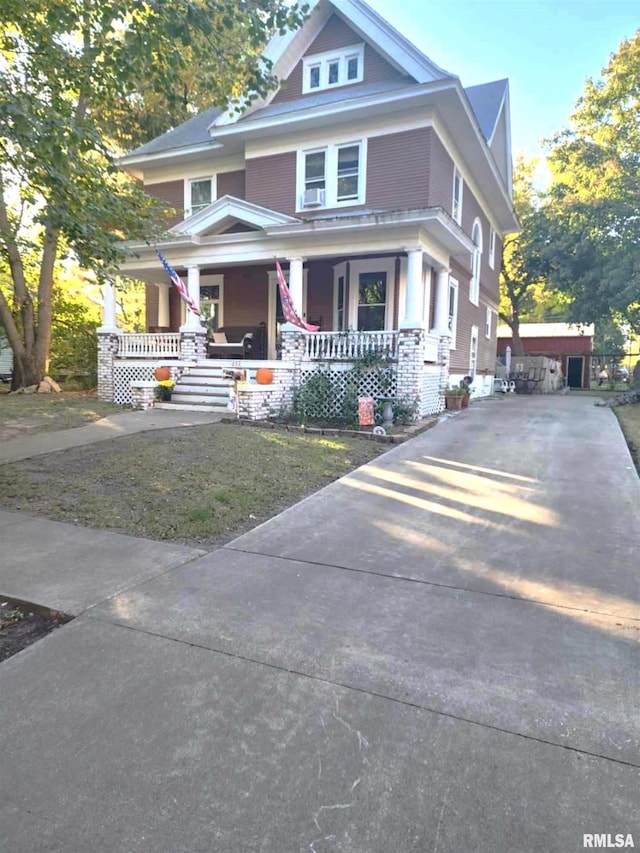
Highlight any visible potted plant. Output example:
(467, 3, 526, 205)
(443, 386, 466, 410)
(460, 375, 473, 408)
(155, 378, 175, 401)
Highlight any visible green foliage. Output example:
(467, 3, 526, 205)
(0, 0, 308, 387)
(49, 287, 98, 388)
(541, 32, 640, 332)
(293, 371, 333, 424)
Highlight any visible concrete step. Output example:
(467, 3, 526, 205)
(175, 381, 229, 393)
(154, 401, 229, 413)
(172, 392, 228, 405)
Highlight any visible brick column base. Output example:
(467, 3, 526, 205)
(396, 328, 427, 421)
(180, 330, 207, 361)
(97, 331, 120, 402)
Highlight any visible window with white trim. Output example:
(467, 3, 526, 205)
(298, 141, 365, 209)
(470, 325, 479, 376)
(485, 306, 492, 339)
(452, 168, 463, 224)
(489, 227, 496, 269)
(470, 219, 482, 305)
(186, 177, 213, 218)
(448, 276, 459, 349)
(302, 44, 364, 94)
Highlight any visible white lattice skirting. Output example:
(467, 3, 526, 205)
(298, 363, 398, 420)
(421, 366, 445, 416)
(113, 362, 158, 405)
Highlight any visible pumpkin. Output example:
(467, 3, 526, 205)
(256, 367, 273, 385)
(154, 366, 171, 382)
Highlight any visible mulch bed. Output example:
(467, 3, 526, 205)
(0, 597, 72, 663)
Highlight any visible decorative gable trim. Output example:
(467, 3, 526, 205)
(210, 0, 451, 130)
(170, 195, 300, 236)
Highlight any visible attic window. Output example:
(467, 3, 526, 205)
(302, 44, 364, 94)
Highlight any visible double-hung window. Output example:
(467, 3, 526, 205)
(299, 141, 365, 209)
(485, 306, 493, 339)
(469, 326, 479, 376)
(186, 177, 213, 218)
(448, 276, 459, 349)
(303, 44, 364, 93)
(452, 168, 463, 224)
(470, 219, 482, 305)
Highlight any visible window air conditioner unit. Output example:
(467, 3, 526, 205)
(303, 188, 325, 207)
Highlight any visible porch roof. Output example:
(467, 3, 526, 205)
(119, 204, 473, 279)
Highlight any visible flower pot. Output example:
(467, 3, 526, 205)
(461, 393, 470, 409)
(157, 387, 172, 401)
(445, 395, 463, 411)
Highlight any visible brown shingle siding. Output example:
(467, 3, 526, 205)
(217, 170, 246, 200)
(367, 128, 430, 210)
(428, 133, 455, 212)
(144, 180, 183, 227)
(246, 152, 297, 214)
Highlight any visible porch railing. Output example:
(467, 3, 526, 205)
(305, 331, 399, 361)
(116, 333, 181, 359)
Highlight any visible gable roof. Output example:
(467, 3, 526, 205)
(211, 0, 454, 128)
(465, 79, 508, 142)
(170, 195, 300, 236)
(123, 106, 223, 161)
(497, 323, 595, 339)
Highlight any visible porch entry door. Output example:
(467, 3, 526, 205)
(199, 274, 224, 333)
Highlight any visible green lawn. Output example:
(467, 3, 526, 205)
(0, 391, 120, 442)
(615, 404, 640, 473)
(0, 423, 385, 548)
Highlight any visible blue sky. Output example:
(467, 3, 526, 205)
(367, 0, 639, 159)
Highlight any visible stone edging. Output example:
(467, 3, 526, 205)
(220, 416, 440, 444)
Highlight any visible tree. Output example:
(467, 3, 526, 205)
(541, 32, 640, 333)
(0, 0, 307, 388)
(499, 155, 557, 354)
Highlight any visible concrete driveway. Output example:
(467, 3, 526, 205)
(0, 394, 638, 852)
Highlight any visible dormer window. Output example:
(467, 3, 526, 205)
(302, 44, 364, 94)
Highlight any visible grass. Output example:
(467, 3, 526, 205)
(0, 423, 385, 548)
(0, 390, 120, 441)
(615, 404, 640, 473)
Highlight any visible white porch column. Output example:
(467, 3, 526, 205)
(180, 264, 204, 331)
(157, 283, 170, 328)
(400, 248, 424, 329)
(433, 268, 451, 336)
(98, 278, 119, 333)
(288, 256, 304, 316)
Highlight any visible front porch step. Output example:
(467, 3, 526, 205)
(172, 391, 229, 405)
(154, 401, 229, 413)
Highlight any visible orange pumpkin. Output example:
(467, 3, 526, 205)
(154, 366, 171, 382)
(256, 367, 273, 385)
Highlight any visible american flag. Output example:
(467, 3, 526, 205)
(155, 247, 201, 317)
(275, 260, 319, 332)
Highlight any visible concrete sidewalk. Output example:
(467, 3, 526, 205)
(0, 408, 224, 463)
(1, 395, 638, 852)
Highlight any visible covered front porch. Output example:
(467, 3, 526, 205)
(98, 197, 476, 417)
